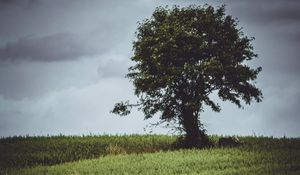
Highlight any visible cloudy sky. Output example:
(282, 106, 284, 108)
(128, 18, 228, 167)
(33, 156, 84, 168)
(0, 0, 299, 137)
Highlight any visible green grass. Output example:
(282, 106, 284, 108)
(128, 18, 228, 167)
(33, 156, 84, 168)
(0, 134, 176, 170)
(1, 135, 300, 175)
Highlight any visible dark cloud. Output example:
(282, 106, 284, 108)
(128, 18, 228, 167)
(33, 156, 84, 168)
(229, 0, 300, 25)
(0, 32, 100, 62)
(0, 0, 17, 5)
(226, 0, 300, 47)
(0, 0, 37, 6)
(225, 0, 300, 80)
(0, 0, 144, 62)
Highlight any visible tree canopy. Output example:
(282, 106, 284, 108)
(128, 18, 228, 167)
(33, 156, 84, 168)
(112, 5, 262, 148)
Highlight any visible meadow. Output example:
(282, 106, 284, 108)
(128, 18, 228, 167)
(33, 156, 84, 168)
(0, 135, 299, 175)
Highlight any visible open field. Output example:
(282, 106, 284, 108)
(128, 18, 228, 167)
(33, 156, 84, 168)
(1, 135, 299, 175)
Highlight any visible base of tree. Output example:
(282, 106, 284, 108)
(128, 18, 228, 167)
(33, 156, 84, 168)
(174, 134, 213, 149)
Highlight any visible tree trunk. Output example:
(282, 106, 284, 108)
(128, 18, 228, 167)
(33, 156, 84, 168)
(181, 107, 210, 148)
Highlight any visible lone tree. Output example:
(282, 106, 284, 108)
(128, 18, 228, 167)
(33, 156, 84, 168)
(112, 5, 262, 148)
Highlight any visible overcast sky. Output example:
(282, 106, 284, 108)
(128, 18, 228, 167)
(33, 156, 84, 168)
(0, 0, 299, 137)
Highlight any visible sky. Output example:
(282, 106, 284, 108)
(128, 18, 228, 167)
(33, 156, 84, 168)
(0, 0, 299, 137)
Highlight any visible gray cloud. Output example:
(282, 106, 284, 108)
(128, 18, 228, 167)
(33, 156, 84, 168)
(0, 52, 132, 100)
(224, 0, 300, 85)
(232, 1, 300, 24)
(0, 0, 146, 62)
(0, 32, 99, 62)
(98, 56, 132, 78)
(0, 58, 101, 100)
(226, 0, 300, 49)
(0, 0, 37, 6)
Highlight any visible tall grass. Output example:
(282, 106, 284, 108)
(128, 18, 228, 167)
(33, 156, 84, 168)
(10, 138, 300, 175)
(1, 134, 299, 175)
(0, 134, 176, 170)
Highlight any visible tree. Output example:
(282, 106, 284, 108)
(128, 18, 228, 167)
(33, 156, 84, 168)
(112, 5, 262, 148)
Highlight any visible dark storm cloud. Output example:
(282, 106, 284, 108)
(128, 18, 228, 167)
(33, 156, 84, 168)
(230, 0, 300, 25)
(0, 0, 37, 6)
(0, 0, 143, 62)
(0, 0, 17, 5)
(227, 0, 300, 75)
(0, 32, 99, 62)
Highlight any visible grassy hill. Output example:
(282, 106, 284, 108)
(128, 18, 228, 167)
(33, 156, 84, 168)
(1, 135, 299, 175)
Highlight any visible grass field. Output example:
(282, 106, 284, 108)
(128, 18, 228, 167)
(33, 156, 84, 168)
(1, 135, 299, 175)
(0, 135, 176, 170)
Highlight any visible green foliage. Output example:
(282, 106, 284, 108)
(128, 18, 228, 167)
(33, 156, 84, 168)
(112, 5, 262, 141)
(6, 136, 300, 175)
